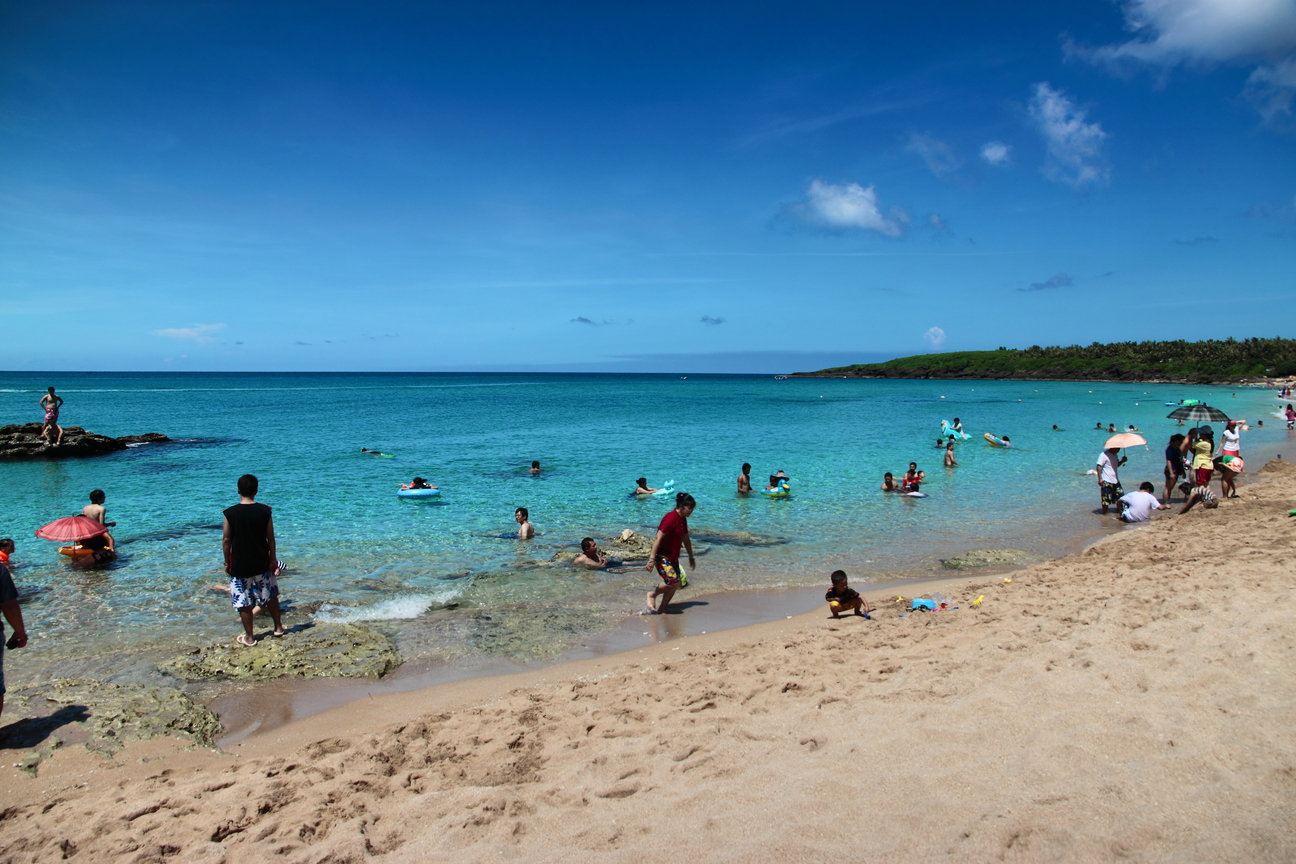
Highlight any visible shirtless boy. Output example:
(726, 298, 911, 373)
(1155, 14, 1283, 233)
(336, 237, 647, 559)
(573, 538, 611, 569)
(81, 489, 117, 529)
(943, 443, 958, 467)
(39, 387, 64, 446)
(737, 463, 752, 493)
(515, 507, 535, 539)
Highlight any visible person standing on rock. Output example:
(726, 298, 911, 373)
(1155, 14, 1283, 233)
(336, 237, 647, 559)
(0, 545, 29, 719)
(222, 474, 284, 646)
(39, 387, 64, 446)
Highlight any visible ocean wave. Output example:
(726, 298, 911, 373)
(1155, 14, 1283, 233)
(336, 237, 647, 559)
(314, 591, 460, 624)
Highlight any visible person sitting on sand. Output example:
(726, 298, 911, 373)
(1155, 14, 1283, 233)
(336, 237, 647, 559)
(1178, 482, 1219, 514)
(737, 463, 752, 493)
(880, 472, 899, 492)
(1118, 482, 1165, 523)
(514, 507, 535, 540)
(902, 463, 925, 493)
(634, 478, 659, 496)
(573, 538, 612, 569)
(825, 570, 870, 619)
(943, 443, 958, 467)
(529, 460, 542, 475)
(400, 477, 436, 490)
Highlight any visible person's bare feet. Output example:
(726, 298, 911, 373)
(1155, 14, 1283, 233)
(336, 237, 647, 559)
(645, 591, 658, 614)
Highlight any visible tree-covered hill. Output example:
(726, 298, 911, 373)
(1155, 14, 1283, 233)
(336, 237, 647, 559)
(793, 338, 1296, 383)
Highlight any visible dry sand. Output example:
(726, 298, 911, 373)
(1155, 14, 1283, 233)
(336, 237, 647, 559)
(1, 461, 1294, 863)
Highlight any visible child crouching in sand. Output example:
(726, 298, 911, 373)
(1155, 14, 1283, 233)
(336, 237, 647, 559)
(825, 570, 870, 619)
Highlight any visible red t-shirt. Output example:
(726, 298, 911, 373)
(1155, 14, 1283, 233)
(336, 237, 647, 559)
(656, 509, 689, 561)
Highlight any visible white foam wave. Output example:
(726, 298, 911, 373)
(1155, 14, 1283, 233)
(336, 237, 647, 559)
(314, 591, 459, 624)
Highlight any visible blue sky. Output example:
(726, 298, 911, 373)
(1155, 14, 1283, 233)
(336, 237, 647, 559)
(2, 0, 1294, 373)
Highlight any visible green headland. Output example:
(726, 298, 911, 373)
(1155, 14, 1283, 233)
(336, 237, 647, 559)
(793, 337, 1296, 383)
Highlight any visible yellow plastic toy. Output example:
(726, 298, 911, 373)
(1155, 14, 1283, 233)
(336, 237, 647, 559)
(972, 595, 984, 606)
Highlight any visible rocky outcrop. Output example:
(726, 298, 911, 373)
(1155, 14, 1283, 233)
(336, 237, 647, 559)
(0, 424, 170, 461)
(940, 548, 1037, 570)
(163, 624, 399, 682)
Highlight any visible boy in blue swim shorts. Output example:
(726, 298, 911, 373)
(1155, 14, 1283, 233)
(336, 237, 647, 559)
(646, 492, 696, 614)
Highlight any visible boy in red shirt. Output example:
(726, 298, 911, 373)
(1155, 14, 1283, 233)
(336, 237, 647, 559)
(645, 492, 696, 614)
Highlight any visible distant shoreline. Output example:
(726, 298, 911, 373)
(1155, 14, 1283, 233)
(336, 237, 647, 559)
(791, 369, 1289, 385)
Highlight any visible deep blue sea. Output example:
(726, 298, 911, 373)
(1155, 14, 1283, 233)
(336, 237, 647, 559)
(0, 372, 1289, 688)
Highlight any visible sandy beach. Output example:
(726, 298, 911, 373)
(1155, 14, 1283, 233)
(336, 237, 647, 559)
(1, 460, 1293, 862)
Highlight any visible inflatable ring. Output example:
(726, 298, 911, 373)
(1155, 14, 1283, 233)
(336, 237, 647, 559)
(984, 433, 1005, 447)
(398, 488, 441, 498)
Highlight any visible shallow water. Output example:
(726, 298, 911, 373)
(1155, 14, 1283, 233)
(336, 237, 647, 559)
(0, 372, 1287, 687)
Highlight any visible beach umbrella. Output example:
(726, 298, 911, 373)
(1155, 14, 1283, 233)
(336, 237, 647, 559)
(1166, 404, 1230, 424)
(34, 516, 108, 543)
(1105, 432, 1146, 449)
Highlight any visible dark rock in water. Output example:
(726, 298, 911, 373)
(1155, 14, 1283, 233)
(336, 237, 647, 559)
(163, 623, 399, 681)
(2, 678, 222, 767)
(940, 548, 1036, 570)
(0, 423, 170, 461)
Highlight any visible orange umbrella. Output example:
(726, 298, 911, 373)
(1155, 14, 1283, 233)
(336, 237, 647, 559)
(34, 516, 109, 543)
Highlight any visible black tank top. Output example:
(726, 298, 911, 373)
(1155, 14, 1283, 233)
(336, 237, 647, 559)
(224, 502, 272, 578)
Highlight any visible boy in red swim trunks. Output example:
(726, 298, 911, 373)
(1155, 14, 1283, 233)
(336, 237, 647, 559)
(645, 492, 696, 614)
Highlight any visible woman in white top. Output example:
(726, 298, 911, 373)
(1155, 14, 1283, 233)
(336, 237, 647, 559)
(1216, 420, 1242, 499)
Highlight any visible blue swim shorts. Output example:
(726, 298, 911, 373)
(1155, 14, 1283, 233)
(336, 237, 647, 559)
(230, 572, 279, 610)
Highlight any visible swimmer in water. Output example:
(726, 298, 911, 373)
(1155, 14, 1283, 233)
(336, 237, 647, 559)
(944, 443, 957, 467)
(528, 460, 541, 475)
(881, 472, 899, 492)
(572, 537, 615, 569)
(399, 477, 436, 490)
(737, 463, 752, 493)
(634, 478, 659, 496)
(360, 448, 389, 457)
(514, 507, 535, 540)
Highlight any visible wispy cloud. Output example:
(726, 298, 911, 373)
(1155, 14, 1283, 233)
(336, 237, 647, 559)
(1020, 272, 1074, 292)
(571, 316, 632, 327)
(1246, 194, 1296, 221)
(700, 315, 726, 326)
(1029, 83, 1108, 188)
(1175, 236, 1217, 246)
(295, 341, 311, 346)
(926, 213, 953, 236)
(151, 323, 225, 345)
(923, 326, 946, 349)
(740, 96, 931, 146)
(980, 141, 1012, 166)
(1066, 0, 1296, 123)
(794, 179, 907, 237)
(905, 132, 961, 176)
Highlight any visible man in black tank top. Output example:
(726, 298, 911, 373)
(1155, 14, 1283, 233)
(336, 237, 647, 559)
(222, 474, 283, 646)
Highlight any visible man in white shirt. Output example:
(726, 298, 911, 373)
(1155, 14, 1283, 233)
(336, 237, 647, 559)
(1118, 482, 1165, 523)
(1096, 447, 1127, 514)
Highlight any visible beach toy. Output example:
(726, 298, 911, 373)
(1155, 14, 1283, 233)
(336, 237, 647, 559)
(940, 420, 970, 440)
(972, 595, 984, 606)
(761, 480, 791, 498)
(984, 433, 1006, 447)
(895, 596, 905, 603)
(651, 481, 676, 497)
(904, 491, 927, 498)
(911, 598, 936, 611)
(397, 488, 441, 498)
(58, 546, 98, 560)
(1003, 578, 1012, 584)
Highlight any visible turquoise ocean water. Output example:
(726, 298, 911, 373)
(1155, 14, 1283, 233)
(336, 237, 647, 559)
(0, 373, 1289, 691)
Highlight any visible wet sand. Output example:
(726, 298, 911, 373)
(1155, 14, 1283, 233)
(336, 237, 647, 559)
(0, 458, 1293, 861)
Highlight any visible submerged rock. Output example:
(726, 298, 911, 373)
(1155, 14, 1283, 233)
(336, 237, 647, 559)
(2, 678, 222, 760)
(164, 623, 399, 681)
(940, 548, 1036, 570)
(610, 530, 654, 559)
(0, 423, 170, 461)
(467, 604, 615, 659)
(689, 529, 788, 547)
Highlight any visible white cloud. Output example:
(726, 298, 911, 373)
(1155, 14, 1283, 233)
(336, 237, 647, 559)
(980, 141, 1012, 165)
(923, 326, 946, 349)
(151, 323, 225, 344)
(905, 132, 961, 176)
(1069, 0, 1296, 122)
(1028, 83, 1109, 188)
(1245, 56, 1296, 120)
(1072, 0, 1296, 67)
(799, 179, 906, 237)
